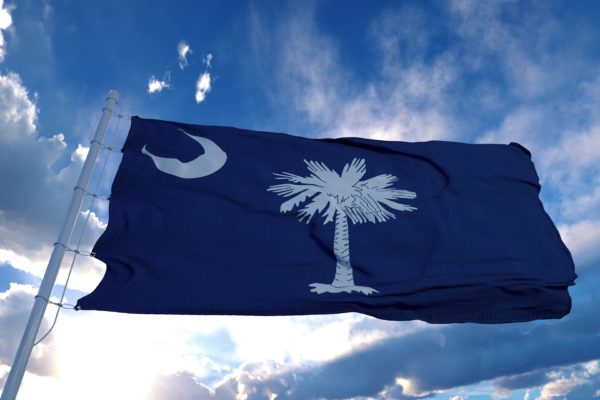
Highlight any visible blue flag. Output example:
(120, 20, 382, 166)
(76, 117, 576, 323)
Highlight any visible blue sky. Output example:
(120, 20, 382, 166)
(1, 0, 600, 399)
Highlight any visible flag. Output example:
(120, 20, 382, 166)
(76, 117, 576, 323)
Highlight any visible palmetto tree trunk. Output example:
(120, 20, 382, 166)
(308, 208, 378, 295)
(331, 209, 354, 288)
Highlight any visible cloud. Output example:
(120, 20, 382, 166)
(536, 361, 600, 400)
(493, 369, 551, 392)
(123, 296, 600, 400)
(2, 311, 382, 399)
(202, 298, 600, 399)
(195, 71, 212, 103)
(0, 72, 37, 140)
(0, 71, 107, 291)
(0, 283, 58, 377)
(204, 52, 213, 68)
(557, 220, 600, 268)
(178, 41, 192, 69)
(448, 1, 573, 100)
(0, 0, 13, 62)
(193, 52, 214, 104)
(150, 372, 216, 399)
(456, 2, 600, 265)
(247, 3, 460, 141)
(147, 73, 171, 94)
(148, 363, 291, 400)
(537, 122, 600, 223)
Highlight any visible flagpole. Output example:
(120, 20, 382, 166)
(1, 90, 119, 400)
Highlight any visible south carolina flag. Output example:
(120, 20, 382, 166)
(76, 117, 576, 323)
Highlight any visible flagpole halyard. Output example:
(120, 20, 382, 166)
(0, 90, 119, 400)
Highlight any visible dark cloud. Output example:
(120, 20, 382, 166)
(224, 297, 599, 399)
(167, 294, 599, 400)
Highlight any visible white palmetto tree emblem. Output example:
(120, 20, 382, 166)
(268, 158, 417, 295)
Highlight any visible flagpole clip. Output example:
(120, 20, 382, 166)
(91, 139, 118, 152)
(73, 186, 111, 200)
(34, 295, 76, 310)
(53, 242, 96, 257)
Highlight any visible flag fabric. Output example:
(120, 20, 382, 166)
(76, 117, 576, 323)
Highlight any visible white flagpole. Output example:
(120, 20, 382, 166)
(1, 90, 119, 400)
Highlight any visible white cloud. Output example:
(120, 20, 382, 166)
(0, 72, 38, 141)
(80, 209, 107, 231)
(0, 72, 108, 292)
(537, 375, 586, 399)
(584, 361, 600, 376)
(534, 120, 600, 223)
(249, 4, 459, 141)
(0, 246, 48, 278)
(476, 106, 546, 148)
(0, 283, 58, 377)
(204, 52, 213, 68)
(0, 0, 14, 62)
(448, 1, 565, 100)
(540, 124, 600, 184)
(72, 143, 89, 162)
(4, 312, 387, 400)
(193, 53, 214, 104)
(195, 71, 211, 103)
(557, 220, 600, 268)
(535, 361, 600, 400)
(147, 73, 170, 94)
(178, 41, 192, 69)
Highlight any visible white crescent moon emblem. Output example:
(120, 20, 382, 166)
(142, 128, 227, 179)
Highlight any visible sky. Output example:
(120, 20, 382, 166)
(0, 0, 600, 399)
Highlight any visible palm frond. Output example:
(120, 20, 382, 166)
(343, 194, 396, 224)
(357, 174, 397, 190)
(304, 160, 340, 183)
(297, 193, 333, 223)
(273, 172, 325, 187)
(378, 198, 417, 212)
(361, 185, 417, 214)
(340, 158, 366, 185)
(321, 197, 337, 224)
(360, 184, 416, 202)
(267, 183, 311, 197)
(269, 159, 417, 225)
(342, 206, 364, 224)
(385, 189, 417, 200)
(279, 188, 317, 213)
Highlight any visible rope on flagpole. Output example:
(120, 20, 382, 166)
(32, 107, 126, 347)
